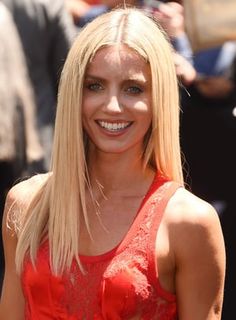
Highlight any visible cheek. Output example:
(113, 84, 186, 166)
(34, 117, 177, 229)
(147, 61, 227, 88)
(82, 97, 105, 125)
(134, 101, 152, 123)
(132, 96, 152, 112)
(81, 99, 95, 122)
(81, 105, 92, 133)
(139, 107, 152, 138)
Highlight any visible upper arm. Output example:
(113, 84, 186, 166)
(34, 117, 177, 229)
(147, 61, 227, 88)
(0, 187, 25, 320)
(170, 193, 225, 319)
(0, 173, 49, 319)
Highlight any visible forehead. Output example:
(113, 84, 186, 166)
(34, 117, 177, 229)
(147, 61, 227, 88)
(86, 45, 150, 79)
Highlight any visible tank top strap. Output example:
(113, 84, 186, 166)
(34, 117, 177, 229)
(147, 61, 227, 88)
(117, 173, 171, 251)
(146, 181, 181, 289)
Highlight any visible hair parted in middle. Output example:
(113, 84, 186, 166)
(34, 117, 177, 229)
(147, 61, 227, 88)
(15, 7, 183, 275)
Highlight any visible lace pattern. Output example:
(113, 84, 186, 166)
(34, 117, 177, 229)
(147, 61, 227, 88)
(22, 179, 178, 320)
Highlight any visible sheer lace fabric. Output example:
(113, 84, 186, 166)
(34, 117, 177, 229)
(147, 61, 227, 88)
(22, 175, 179, 319)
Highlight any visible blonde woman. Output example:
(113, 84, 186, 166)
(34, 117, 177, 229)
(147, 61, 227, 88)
(0, 7, 225, 320)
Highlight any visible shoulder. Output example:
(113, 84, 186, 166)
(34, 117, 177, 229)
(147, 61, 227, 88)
(164, 187, 225, 260)
(7, 172, 50, 204)
(3, 173, 51, 236)
(162, 187, 225, 318)
(166, 186, 219, 225)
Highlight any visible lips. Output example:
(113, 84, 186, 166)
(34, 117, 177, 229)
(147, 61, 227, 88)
(96, 120, 132, 132)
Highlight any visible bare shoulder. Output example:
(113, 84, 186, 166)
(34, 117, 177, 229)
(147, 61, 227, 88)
(3, 173, 51, 236)
(164, 187, 225, 260)
(166, 187, 221, 228)
(0, 174, 51, 319)
(162, 189, 225, 318)
(6, 173, 50, 208)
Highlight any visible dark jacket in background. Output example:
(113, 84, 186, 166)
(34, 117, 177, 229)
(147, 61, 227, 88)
(2, 0, 77, 169)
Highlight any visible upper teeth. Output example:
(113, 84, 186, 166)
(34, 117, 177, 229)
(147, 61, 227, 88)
(98, 121, 130, 130)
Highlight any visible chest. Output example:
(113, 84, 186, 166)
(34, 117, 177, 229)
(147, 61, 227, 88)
(22, 235, 176, 320)
(79, 195, 145, 256)
(22, 180, 178, 319)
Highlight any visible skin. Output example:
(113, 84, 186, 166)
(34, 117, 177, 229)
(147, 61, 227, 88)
(153, 2, 197, 85)
(81, 45, 155, 255)
(82, 46, 152, 156)
(0, 45, 225, 319)
(153, 1, 185, 38)
(1, 192, 25, 319)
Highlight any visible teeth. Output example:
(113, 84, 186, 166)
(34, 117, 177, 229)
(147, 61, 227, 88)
(98, 121, 130, 131)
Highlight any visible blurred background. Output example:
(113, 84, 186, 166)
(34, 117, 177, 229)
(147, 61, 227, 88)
(0, 1, 235, 318)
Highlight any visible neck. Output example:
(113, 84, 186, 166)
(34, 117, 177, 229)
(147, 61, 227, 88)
(87, 148, 155, 196)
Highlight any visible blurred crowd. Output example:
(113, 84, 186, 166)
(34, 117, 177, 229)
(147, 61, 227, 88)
(0, 0, 235, 319)
(0, 0, 77, 295)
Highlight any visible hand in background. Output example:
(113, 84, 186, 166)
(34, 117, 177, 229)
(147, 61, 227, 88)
(153, 1, 185, 38)
(174, 52, 196, 85)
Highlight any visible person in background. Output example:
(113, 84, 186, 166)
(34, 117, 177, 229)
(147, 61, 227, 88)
(154, 2, 236, 319)
(2, 0, 77, 172)
(66, 0, 137, 27)
(143, 0, 196, 86)
(0, 2, 43, 292)
(143, 4, 236, 317)
(0, 7, 225, 319)
(180, 35, 236, 320)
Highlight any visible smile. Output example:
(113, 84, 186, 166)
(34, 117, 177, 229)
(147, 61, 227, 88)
(96, 120, 132, 131)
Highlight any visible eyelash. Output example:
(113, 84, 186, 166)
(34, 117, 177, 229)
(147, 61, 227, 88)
(84, 82, 143, 94)
(86, 83, 103, 91)
(126, 86, 143, 94)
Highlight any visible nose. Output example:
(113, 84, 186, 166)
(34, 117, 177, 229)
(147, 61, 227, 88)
(105, 95, 122, 113)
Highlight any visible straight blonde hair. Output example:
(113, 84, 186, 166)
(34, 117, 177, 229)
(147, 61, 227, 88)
(15, 7, 183, 274)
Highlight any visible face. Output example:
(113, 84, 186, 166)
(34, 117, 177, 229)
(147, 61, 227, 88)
(82, 45, 152, 156)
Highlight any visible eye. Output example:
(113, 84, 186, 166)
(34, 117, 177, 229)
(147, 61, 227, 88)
(85, 82, 103, 92)
(126, 86, 143, 94)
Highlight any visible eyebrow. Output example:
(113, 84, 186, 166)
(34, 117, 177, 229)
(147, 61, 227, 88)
(84, 75, 103, 81)
(84, 74, 149, 84)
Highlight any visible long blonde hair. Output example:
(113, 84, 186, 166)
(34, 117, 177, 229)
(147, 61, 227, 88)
(16, 7, 183, 274)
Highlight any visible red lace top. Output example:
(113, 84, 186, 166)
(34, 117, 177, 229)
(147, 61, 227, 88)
(22, 175, 180, 319)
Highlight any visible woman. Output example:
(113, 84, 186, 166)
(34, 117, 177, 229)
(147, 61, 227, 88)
(0, 7, 225, 319)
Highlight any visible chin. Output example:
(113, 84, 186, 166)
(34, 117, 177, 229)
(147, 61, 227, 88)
(93, 140, 144, 156)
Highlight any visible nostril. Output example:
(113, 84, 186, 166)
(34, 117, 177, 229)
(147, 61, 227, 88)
(105, 96, 123, 112)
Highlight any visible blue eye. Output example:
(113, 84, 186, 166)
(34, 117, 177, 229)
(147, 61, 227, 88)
(86, 83, 103, 91)
(126, 86, 142, 94)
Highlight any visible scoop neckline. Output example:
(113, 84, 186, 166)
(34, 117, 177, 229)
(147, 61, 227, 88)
(79, 172, 167, 263)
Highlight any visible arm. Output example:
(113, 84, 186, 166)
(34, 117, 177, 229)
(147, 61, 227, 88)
(0, 173, 50, 319)
(170, 191, 225, 319)
(151, 0, 192, 59)
(153, 1, 185, 38)
(151, 2, 196, 85)
(0, 188, 25, 320)
(173, 52, 196, 85)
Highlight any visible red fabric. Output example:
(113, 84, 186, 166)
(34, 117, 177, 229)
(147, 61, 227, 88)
(22, 174, 179, 319)
(85, 0, 101, 5)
